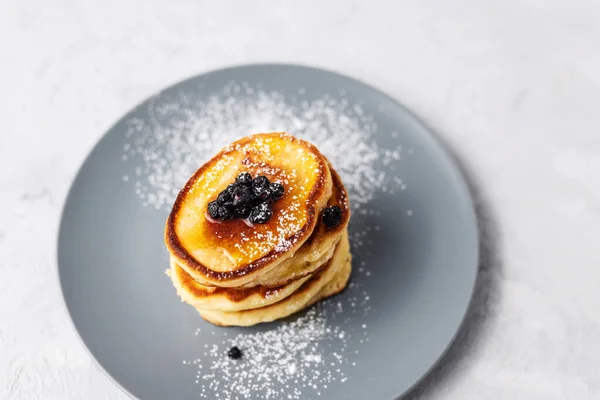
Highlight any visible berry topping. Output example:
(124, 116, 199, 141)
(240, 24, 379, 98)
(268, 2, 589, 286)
(207, 200, 220, 219)
(234, 204, 251, 219)
(249, 202, 272, 224)
(235, 172, 252, 186)
(232, 185, 253, 207)
(207, 173, 283, 224)
(218, 205, 233, 220)
(255, 187, 271, 201)
(217, 190, 232, 204)
(225, 183, 237, 195)
(252, 175, 270, 189)
(227, 346, 242, 360)
(269, 182, 285, 201)
(252, 175, 271, 200)
(322, 206, 342, 228)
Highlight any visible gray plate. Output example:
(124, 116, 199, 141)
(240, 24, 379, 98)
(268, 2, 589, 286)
(58, 64, 478, 400)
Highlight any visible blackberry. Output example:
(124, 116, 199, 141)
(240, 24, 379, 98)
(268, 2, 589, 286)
(252, 175, 270, 200)
(256, 187, 271, 201)
(269, 182, 285, 201)
(252, 175, 270, 189)
(217, 190, 232, 204)
(218, 205, 234, 220)
(252, 175, 271, 194)
(322, 206, 342, 228)
(207, 200, 220, 219)
(207, 173, 285, 223)
(225, 183, 237, 195)
(227, 346, 242, 360)
(249, 202, 272, 224)
(232, 185, 253, 207)
(234, 205, 251, 219)
(235, 172, 252, 186)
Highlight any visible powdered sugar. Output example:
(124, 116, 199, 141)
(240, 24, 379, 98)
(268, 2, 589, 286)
(187, 307, 355, 400)
(123, 82, 402, 210)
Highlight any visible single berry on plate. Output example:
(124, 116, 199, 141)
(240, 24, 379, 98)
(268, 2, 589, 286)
(232, 185, 253, 207)
(249, 202, 272, 224)
(227, 346, 242, 360)
(269, 182, 284, 201)
(207, 201, 220, 219)
(234, 205, 251, 219)
(235, 172, 252, 186)
(322, 205, 342, 228)
(218, 205, 233, 220)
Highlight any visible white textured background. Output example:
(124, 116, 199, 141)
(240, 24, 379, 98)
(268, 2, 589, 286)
(1, 1, 600, 399)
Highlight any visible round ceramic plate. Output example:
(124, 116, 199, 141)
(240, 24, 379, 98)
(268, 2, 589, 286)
(58, 64, 478, 400)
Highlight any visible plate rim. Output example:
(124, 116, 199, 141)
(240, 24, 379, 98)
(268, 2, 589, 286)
(57, 62, 479, 400)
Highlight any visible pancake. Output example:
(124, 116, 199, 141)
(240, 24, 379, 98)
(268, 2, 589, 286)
(170, 166, 349, 289)
(168, 166, 349, 289)
(166, 257, 312, 312)
(165, 133, 333, 288)
(197, 232, 352, 326)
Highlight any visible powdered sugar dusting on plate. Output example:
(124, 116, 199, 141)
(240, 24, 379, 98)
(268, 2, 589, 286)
(123, 82, 402, 210)
(180, 263, 375, 399)
(189, 307, 354, 399)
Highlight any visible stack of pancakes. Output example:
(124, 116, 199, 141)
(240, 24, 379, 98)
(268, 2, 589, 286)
(165, 133, 351, 326)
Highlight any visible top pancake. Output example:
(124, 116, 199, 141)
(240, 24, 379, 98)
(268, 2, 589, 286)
(165, 132, 333, 287)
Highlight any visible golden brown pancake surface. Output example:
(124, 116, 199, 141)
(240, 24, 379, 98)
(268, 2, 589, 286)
(165, 133, 333, 287)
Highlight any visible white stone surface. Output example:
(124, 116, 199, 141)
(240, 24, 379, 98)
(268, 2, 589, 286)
(1, 0, 600, 399)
